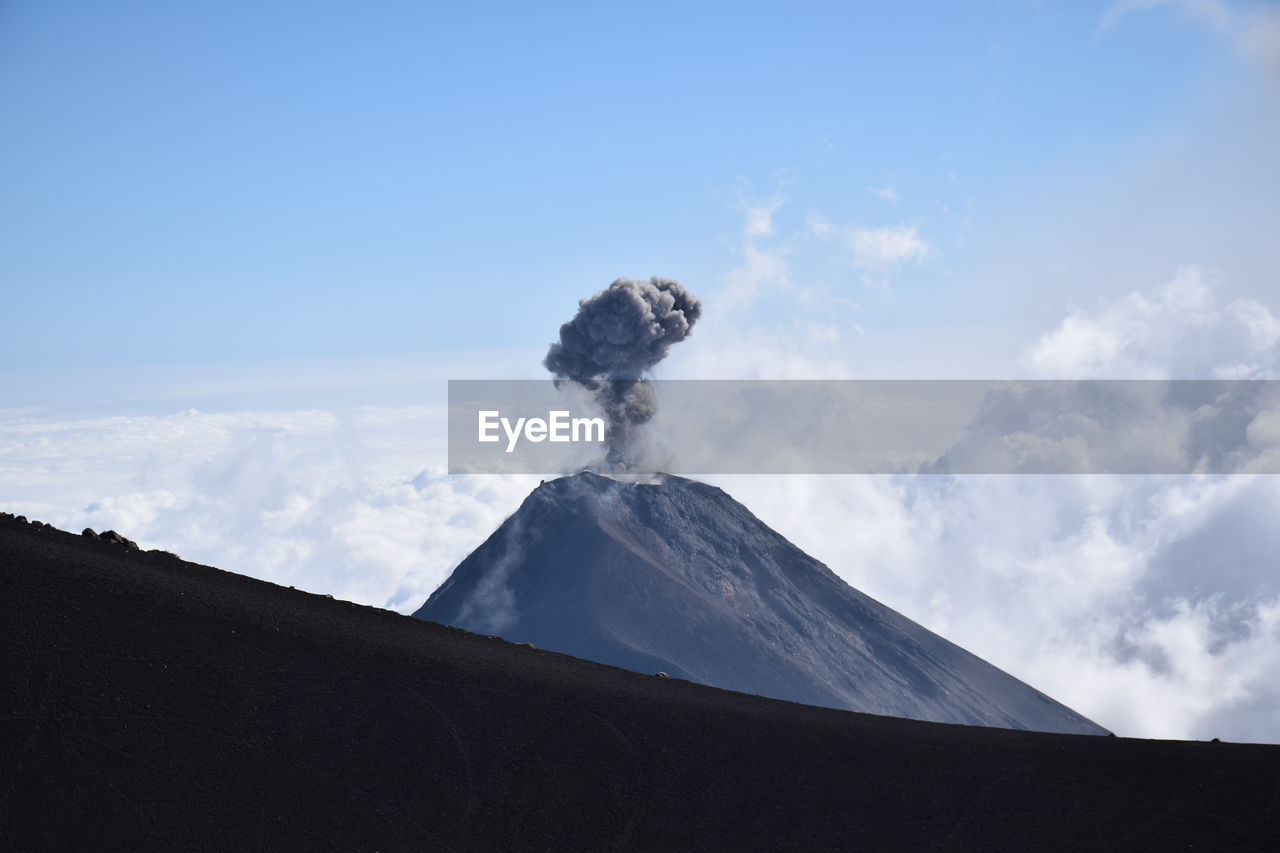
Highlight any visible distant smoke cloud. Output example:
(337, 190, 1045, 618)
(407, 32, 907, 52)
(544, 277, 702, 467)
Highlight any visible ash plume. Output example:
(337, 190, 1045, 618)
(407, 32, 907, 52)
(544, 276, 702, 468)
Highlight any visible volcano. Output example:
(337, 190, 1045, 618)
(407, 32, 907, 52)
(415, 472, 1106, 735)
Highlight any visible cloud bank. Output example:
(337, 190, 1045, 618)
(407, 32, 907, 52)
(709, 268, 1280, 741)
(4, 251, 1279, 741)
(1025, 266, 1280, 379)
(0, 405, 536, 613)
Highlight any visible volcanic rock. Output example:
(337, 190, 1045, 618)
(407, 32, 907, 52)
(416, 472, 1107, 735)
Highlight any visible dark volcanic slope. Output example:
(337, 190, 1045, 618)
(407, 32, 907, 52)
(3, 516, 1279, 852)
(417, 473, 1106, 735)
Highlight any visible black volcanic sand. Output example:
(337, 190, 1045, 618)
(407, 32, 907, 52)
(2, 516, 1278, 851)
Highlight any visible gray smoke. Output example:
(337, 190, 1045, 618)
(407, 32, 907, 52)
(544, 276, 702, 467)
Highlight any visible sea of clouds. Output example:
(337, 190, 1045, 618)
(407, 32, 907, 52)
(4, 266, 1280, 742)
(705, 266, 1280, 742)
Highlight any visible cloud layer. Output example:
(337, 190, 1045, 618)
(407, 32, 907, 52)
(3, 262, 1279, 742)
(1025, 266, 1280, 379)
(0, 404, 536, 613)
(707, 268, 1280, 741)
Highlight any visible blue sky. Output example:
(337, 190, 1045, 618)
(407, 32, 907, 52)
(3, 0, 1275, 381)
(4, 1, 1280, 741)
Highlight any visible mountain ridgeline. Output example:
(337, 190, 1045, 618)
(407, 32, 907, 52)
(415, 472, 1107, 735)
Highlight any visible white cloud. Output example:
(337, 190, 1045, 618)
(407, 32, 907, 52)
(703, 272, 1280, 742)
(1024, 266, 1280, 379)
(712, 471, 1280, 741)
(719, 194, 794, 309)
(720, 196, 931, 313)
(808, 213, 930, 278)
(806, 211, 834, 239)
(682, 199, 873, 380)
(868, 185, 899, 203)
(720, 240, 792, 309)
(848, 224, 929, 269)
(740, 193, 785, 238)
(0, 403, 537, 613)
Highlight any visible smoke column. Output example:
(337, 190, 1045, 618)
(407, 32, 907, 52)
(544, 276, 702, 468)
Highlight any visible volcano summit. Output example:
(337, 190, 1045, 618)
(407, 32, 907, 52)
(415, 472, 1106, 735)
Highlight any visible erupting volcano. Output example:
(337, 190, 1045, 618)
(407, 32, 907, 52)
(415, 472, 1107, 735)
